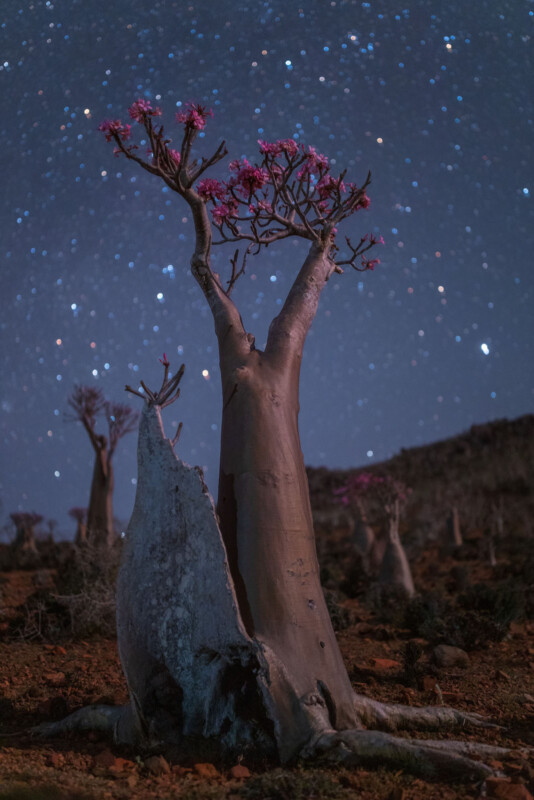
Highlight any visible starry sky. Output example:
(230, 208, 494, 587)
(2, 0, 533, 537)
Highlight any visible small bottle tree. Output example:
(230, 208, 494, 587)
(9, 511, 42, 566)
(68, 507, 88, 546)
(67, 386, 139, 549)
(337, 473, 415, 596)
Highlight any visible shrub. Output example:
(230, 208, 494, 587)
(403, 583, 522, 651)
(323, 590, 352, 632)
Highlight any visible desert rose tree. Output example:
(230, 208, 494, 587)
(67, 386, 139, 548)
(36, 99, 524, 778)
(336, 473, 415, 596)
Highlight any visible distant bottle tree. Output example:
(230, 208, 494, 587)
(67, 386, 139, 549)
(9, 511, 42, 566)
(68, 507, 88, 546)
(336, 473, 415, 596)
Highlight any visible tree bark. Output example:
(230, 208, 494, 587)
(216, 243, 361, 758)
(87, 448, 115, 548)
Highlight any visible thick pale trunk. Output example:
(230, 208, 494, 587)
(217, 350, 359, 756)
(378, 515, 415, 597)
(87, 451, 115, 548)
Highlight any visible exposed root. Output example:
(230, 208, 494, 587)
(309, 729, 496, 779)
(31, 704, 132, 742)
(353, 692, 499, 732)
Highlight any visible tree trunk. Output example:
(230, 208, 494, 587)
(217, 347, 360, 759)
(377, 508, 415, 597)
(87, 450, 115, 548)
(11, 524, 39, 568)
(446, 506, 463, 549)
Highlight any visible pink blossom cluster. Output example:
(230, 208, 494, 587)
(97, 119, 131, 142)
(211, 203, 238, 224)
(197, 178, 227, 201)
(297, 145, 329, 179)
(168, 149, 181, 166)
(175, 102, 213, 131)
(316, 174, 346, 200)
(258, 138, 299, 158)
(228, 158, 270, 195)
(128, 98, 162, 122)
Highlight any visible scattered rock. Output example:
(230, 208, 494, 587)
(194, 762, 219, 779)
(229, 764, 251, 779)
(432, 644, 469, 668)
(145, 755, 171, 776)
(369, 657, 401, 670)
(484, 777, 533, 800)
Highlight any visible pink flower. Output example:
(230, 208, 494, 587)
(359, 193, 371, 209)
(362, 256, 380, 271)
(298, 146, 329, 179)
(211, 203, 237, 225)
(159, 352, 170, 367)
(168, 149, 181, 166)
(228, 159, 270, 195)
(98, 119, 131, 142)
(370, 233, 385, 245)
(316, 174, 346, 199)
(128, 98, 162, 122)
(197, 178, 227, 201)
(257, 199, 273, 213)
(257, 138, 299, 158)
(175, 102, 213, 130)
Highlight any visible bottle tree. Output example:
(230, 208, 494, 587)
(36, 99, 522, 778)
(66, 386, 139, 548)
(336, 472, 415, 596)
(9, 511, 42, 566)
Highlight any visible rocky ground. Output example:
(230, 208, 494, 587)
(0, 552, 533, 800)
(1, 416, 533, 799)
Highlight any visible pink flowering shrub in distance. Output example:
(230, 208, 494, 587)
(98, 98, 384, 283)
(335, 472, 411, 524)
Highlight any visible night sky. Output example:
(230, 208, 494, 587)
(2, 0, 533, 537)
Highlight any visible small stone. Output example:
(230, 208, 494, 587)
(93, 748, 117, 769)
(422, 675, 437, 692)
(495, 669, 511, 682)
(44, 671, 66, 686)
(229, 764, 251, 779)
(126, 773, 138, 789)
(194, 762, 219, 779)
(48, 752, 65, 768)
(145, 755, 171, 776)
(521, 693, 534, 703)
(369, 657, 400, 670)
(432, 644, 469, 668)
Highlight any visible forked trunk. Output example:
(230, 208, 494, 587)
(87, 450, 115, 548)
